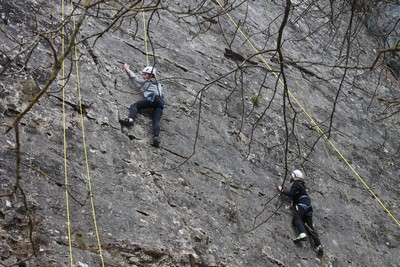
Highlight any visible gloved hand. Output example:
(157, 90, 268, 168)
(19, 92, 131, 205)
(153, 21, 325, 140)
(277, 185, 283, 192)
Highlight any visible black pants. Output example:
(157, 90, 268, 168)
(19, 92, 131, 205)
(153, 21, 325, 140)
(292, 204, 321, 247)
(129, 95, 163, 137)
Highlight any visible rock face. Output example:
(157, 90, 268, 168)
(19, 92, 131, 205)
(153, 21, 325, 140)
(0, 1, 399, 267)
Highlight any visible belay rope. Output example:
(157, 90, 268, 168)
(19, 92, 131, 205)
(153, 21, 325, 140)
(62, 1, 105, 266)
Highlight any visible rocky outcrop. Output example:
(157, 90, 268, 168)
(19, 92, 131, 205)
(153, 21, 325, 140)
(1, 1, 399, 266)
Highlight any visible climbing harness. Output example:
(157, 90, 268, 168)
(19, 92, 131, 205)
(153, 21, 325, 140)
(298, 195, 309, 201)
(296, 203, 313, 217)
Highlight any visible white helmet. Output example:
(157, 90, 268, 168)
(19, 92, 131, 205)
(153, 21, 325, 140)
(291, 170, 304, 180)
(142, 66, 156, 76)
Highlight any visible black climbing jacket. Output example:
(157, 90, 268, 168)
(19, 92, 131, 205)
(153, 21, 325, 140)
(282, 180, 311, 207)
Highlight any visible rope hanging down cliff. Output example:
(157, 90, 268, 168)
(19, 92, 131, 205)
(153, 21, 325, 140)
(61, 1, 105, 266)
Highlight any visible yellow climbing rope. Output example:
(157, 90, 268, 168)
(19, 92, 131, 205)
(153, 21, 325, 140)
(70, 0, 105, 265)
(142, 0, 149, 65)
(61, 0, 74, 265)
(214, 0, 399, 227)
(61, 1, 106, 266)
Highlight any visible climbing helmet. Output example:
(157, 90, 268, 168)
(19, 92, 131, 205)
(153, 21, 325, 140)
(142, 66, 156, 77)
(291, 169, 304, 180)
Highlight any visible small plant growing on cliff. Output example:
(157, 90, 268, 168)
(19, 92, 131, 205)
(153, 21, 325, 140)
(251, 94, 261, 107)
(75, 233, 88, 250)
(111, 250, 124, 261)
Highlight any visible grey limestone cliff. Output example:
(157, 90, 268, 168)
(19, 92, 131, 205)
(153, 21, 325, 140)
(0, 1, 399, 266)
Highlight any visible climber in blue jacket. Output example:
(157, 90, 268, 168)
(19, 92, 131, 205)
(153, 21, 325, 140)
(278, 169, 323, 257)
(119, 63, 164, 148)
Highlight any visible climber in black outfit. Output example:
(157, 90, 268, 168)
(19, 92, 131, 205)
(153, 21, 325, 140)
(278, 169, 323, 257)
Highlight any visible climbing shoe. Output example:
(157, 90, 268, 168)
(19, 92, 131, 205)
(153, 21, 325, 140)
(314, 245, 323, 257)
(119, 118, 134, 127)
(292, 233, 307, 243)
(152, 136, 160, 148)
